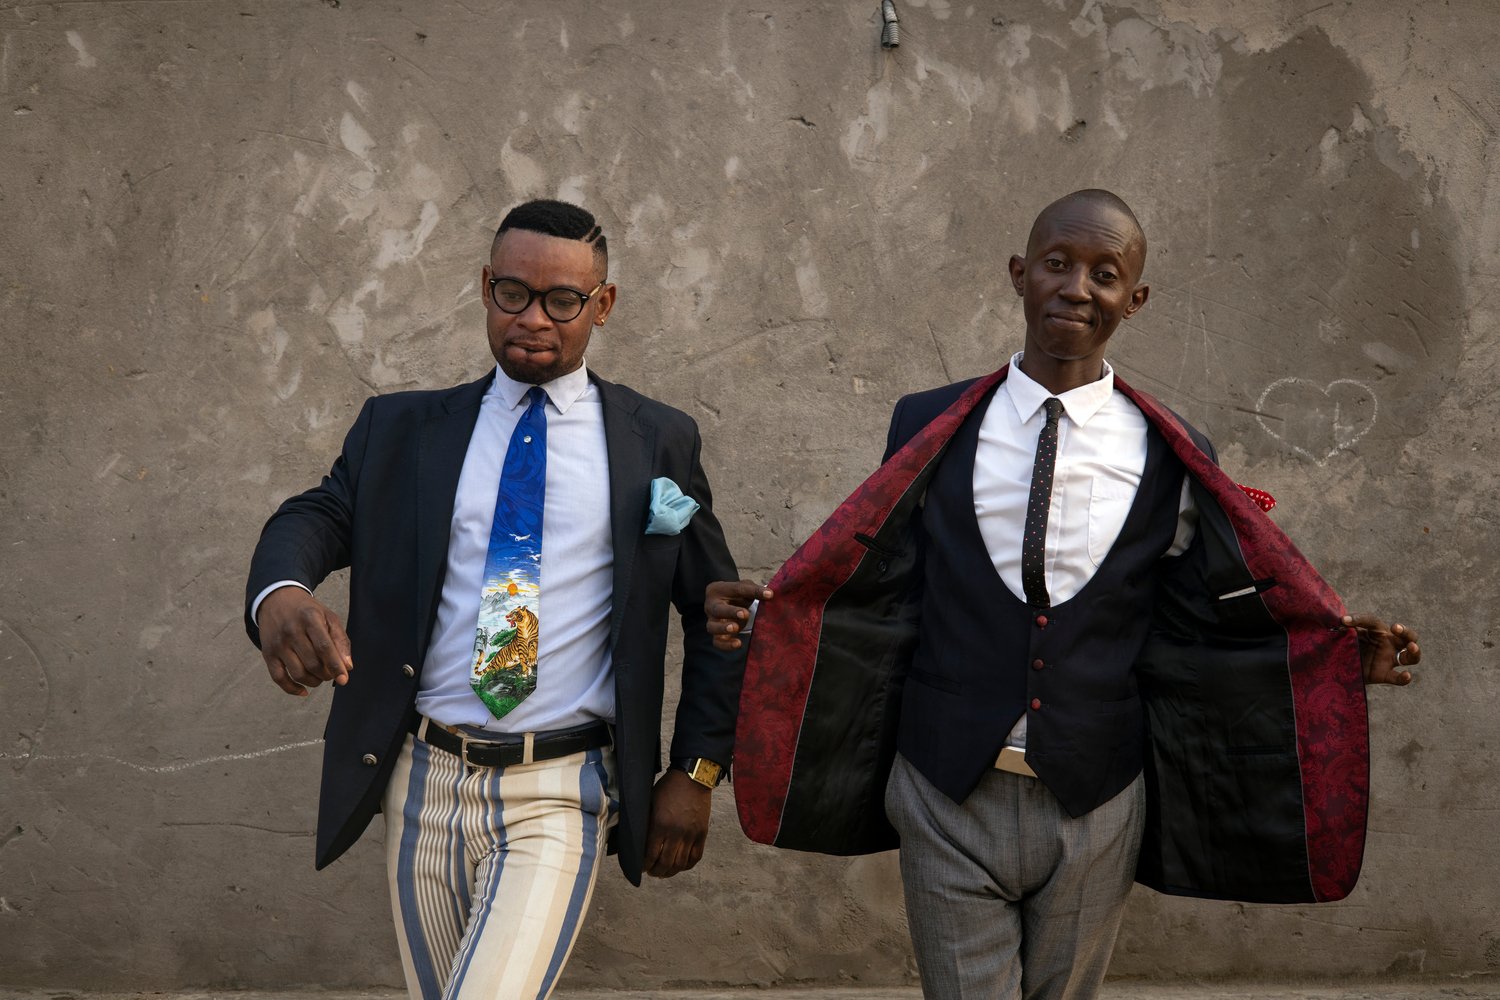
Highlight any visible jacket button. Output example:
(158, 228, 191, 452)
(361, 753, 378, 766)
(1035, 615, 1048, 628)
(1030, 698, 1042, 711)
(401, 663, 415, 678)
(1031, 659, 1045, 671)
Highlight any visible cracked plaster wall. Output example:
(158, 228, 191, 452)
(1, 0, 1497, 990)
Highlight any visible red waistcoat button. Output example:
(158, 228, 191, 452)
(1031, 659, 1045, 671)
(1030, 698, 1042, 710)
(1035, 615, 1048, 628)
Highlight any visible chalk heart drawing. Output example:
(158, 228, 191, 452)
(1255, 377, 1378, 466)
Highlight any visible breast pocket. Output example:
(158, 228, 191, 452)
(1087, 477, 1137, 566)
(637, 531, 683, 559)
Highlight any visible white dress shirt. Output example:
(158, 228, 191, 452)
(974, 353, 1196, 747)
(417, 364, 614, 732)
(253, 363, 616, 733)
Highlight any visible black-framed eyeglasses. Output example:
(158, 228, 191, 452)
(487, 277, 604, 323)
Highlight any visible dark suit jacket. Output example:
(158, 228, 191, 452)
(735, 366, 1371, 904)
(245, 370, 743, 885)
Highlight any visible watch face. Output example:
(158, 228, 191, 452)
(689, 759, 722, 786)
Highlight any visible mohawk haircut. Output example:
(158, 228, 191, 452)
(492, 199, 608, 279)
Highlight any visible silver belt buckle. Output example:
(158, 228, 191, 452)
(459, 728, 532, 766)
(457, 730, 474, 766)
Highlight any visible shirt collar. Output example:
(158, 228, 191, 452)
(491, 361, 592, 415)
(1005, 351, 1116, 427)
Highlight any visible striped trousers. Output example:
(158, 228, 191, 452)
(382, 733, 618, 1000)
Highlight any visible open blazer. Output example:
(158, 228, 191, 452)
(735, 365, 1369, 904)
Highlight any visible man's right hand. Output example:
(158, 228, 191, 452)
(257, 586, 354, 696)
(705, 579, 773, 652)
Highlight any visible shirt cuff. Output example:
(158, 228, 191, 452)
(251, 580, 311, 627)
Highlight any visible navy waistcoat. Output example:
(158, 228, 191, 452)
(898, 387, 1185, 816)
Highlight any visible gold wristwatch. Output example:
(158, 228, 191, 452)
(672, 756, 725, 788)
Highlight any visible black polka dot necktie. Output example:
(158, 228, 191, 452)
(1021, 398, 1064, 608)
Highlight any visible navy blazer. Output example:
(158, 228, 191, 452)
(245, 371, 743, 885)
(735, 366, 1372, 904)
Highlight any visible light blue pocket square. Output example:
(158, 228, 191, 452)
(645, 477, 700, 535)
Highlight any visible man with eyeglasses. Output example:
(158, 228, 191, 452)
(245, 199, 743, 999)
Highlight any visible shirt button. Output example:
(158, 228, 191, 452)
(1035, 615, 1048, 628)
(402, 663, 415, 678)
(361, 753, 378, 766)
(1030, 698, 1042, 711)
(1031, 659, 1045, 671)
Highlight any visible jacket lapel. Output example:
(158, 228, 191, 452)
(595, 375, 655, 653)
(735, 366, 1006, 851)
(414, 372, 492, 654)
(1115, 373, 1366, 904)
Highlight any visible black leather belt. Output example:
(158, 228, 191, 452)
(412, 716, 611, 768)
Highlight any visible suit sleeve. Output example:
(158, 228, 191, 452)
(243, 397, 374, 648)
(666, 425, 745, 767)
(882, 395, 909, 464)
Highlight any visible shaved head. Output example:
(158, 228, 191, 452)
(1009, 188, 1153, 393)
(1027, 189, 1147, 277)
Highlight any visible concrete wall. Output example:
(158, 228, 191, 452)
(2, 0, 1496, 990)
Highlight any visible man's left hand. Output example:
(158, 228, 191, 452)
(643, 768, 712, 878)
(1345, 613, 1420, 686)
(705, 578, 773, 652)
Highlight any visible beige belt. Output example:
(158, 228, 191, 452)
(994, 745, 1037, 778)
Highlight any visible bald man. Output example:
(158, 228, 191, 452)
(709, 190, 1418, 1000)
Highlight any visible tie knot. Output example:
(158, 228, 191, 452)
(1043, 397, 1063, 426)
(527, 386, 548, 411)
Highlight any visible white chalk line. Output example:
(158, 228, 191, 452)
(0, 739, 322, 774)
(1255, 376, 1379, 466)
